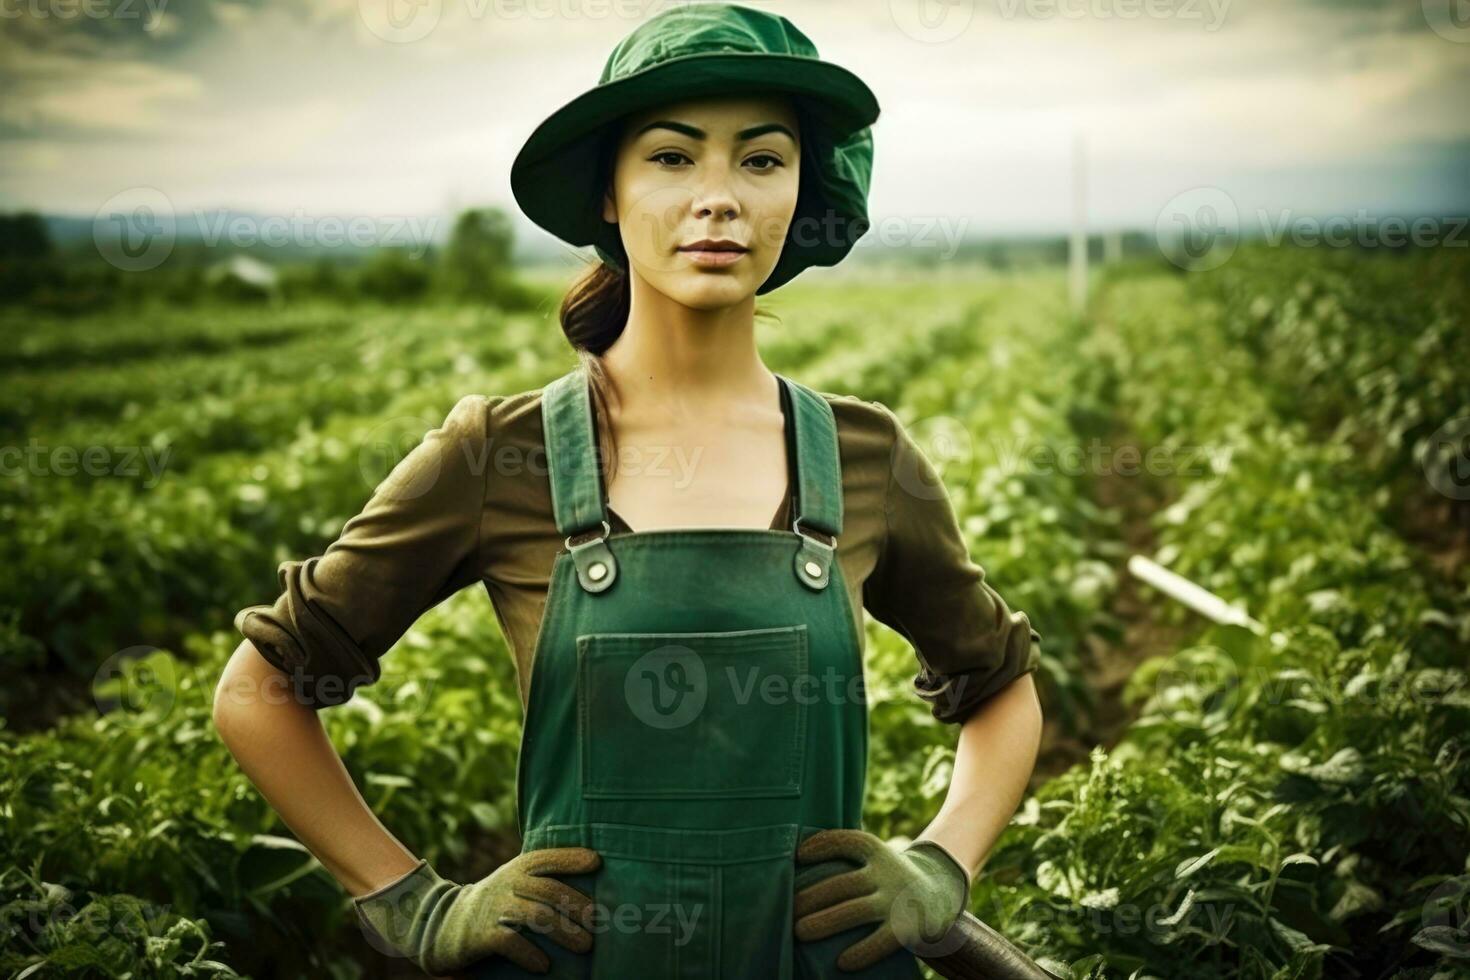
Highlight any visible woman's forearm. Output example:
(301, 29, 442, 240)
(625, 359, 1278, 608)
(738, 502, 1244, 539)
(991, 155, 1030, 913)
(916, 671, 1043, 886)
(212, 639, 421, 897)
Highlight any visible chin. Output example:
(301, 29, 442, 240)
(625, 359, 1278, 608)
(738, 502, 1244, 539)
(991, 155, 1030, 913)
(661, 271, 761, 309)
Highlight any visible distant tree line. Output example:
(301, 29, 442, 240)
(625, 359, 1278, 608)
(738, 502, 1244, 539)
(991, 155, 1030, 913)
(0, 207, 542, 315)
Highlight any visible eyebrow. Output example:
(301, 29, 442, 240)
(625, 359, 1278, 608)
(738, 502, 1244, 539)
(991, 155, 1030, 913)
(633, 120, 798, 144)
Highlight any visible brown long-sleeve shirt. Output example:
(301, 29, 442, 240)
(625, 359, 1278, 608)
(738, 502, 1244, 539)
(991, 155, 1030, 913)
(233, 382, 1041, 724)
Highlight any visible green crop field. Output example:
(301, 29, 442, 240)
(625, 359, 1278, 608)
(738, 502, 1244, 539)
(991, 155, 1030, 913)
(2, 245, 1468, 979)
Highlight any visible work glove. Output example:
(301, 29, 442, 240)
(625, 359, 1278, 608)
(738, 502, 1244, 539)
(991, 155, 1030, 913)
(793, 830, 970, 972)
(353, 847, 602, 975)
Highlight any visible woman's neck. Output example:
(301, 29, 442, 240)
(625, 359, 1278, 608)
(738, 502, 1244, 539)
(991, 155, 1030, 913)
(600, 269, 777, 420)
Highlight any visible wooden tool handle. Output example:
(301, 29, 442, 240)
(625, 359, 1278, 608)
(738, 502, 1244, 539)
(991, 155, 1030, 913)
(916, 910, 1065, 980)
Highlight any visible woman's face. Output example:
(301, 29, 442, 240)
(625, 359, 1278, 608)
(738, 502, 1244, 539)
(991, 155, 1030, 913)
(601, 93, 801, 309)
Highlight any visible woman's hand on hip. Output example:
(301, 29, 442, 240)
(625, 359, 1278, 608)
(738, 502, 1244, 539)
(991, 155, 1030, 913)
(354, 847, 602, 975)
(792, 829, 969, 972)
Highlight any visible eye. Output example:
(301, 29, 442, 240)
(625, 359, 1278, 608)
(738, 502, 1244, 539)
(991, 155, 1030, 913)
(649, 150, 691, 168)
(745, 153, 785, 171)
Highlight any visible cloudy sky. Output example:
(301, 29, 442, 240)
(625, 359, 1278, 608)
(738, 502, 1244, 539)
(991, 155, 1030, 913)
(2, 0, 1466, 253)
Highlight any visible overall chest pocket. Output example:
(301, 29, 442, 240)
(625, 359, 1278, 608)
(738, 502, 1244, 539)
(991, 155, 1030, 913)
(576, 625, 810, 799)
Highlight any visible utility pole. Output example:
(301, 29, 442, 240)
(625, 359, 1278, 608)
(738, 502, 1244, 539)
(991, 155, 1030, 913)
(1069, 131, 1088, 315)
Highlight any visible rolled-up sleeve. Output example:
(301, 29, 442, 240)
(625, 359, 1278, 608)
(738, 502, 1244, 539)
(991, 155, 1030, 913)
(233, 394, 492, 709)
(861, 401, 1041, 725)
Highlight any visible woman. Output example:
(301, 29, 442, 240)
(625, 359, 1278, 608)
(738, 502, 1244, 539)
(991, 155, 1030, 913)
(213, 4, 1044, 977)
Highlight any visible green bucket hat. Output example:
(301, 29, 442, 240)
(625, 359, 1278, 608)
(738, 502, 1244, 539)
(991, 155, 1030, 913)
(509, 2, 879, 294)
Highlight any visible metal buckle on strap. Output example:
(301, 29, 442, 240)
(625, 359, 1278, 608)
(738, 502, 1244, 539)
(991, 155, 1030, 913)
(792, 516, 835, 591)
(792, 516, 835, 548)
(565, 519, 611, 552)
(565, 520, 616, 594)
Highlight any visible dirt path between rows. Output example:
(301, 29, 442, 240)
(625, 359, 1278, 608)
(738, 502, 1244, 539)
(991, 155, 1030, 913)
(1030, 423, 1196, 787)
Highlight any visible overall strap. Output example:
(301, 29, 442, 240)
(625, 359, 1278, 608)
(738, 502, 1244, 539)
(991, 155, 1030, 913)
(541, 367, 618, 593)
(777, 374, 844, 592)
(541, 368, 845, 594)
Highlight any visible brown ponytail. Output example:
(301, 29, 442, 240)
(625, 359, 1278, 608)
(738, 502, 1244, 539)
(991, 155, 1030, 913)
(559, 260, 630, 486)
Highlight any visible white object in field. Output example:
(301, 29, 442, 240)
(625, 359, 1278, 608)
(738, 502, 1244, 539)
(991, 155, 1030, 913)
(205, 253, 278, 290)
(1127, 555, 1266, 635)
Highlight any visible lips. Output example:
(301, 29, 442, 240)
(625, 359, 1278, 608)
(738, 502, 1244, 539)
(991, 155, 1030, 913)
(679, 240, 748, 252)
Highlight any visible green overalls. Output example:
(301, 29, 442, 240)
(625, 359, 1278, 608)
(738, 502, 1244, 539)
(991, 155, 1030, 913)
(476, 367, 924, 979)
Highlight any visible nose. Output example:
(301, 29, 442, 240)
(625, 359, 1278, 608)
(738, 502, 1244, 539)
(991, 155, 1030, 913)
(696, 200, 738, 221)
(691, 164, 739, 222)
